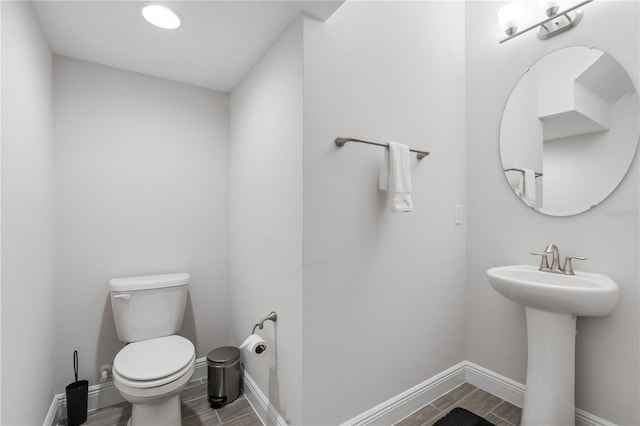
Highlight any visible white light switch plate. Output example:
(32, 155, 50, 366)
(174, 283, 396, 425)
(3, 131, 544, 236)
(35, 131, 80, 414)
(455, 205, 463, 225)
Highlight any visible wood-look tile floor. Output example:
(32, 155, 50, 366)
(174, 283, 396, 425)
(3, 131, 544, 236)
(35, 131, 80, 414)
(62, 381, 518, 426)
(59, 382, 262, 426)
(394, 383, 522, 426)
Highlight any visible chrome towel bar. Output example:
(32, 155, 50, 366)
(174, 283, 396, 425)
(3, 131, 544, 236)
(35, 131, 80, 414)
(504, 167, 543, 178)
(335, 137, 430, 159)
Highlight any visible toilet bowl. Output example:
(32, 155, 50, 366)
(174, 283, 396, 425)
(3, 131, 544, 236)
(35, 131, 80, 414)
(109, 273, 194, 426)
(113, 335, 195, 426)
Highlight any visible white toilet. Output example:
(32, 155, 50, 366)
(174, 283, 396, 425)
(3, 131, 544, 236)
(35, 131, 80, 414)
(109, 273, 196, 426)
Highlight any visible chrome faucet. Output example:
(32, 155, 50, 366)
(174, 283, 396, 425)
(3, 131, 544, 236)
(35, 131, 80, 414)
(530, 244, 586, 275)
(545, 243, 562, 273)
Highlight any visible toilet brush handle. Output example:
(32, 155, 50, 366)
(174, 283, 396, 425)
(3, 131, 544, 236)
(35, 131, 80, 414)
(73, 350, 79, 382)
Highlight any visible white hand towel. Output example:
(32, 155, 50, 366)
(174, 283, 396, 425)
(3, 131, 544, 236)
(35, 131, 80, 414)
(379, 142, 413, 212)
(522, 168, 536, 207)
(514, 172, 524, 197)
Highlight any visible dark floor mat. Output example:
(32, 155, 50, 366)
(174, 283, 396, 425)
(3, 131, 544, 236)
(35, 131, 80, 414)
(432, 407, 495, 426)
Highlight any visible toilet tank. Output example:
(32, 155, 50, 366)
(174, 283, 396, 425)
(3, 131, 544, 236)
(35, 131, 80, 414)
(109, 273, 189, 343)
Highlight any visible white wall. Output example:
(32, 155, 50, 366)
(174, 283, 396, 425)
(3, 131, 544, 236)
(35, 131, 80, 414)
(229, 20, 303, 425)
(466, 1, 639, 424)
(302, 2, 467, 424)
(53, 56, 230, 391)
(1, 1, 56, 423)
(1, 2, 4, 420)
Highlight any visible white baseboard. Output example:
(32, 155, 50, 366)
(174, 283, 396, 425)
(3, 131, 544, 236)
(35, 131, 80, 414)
(464, 361, 525, 408)
(43, 394, 60, 426)
(342, 361, 617, 426)
(341, 361, 468, 426)
(45, 359, 617, 426)
(192, 356, 208, 382)
(575, 409, 618, 426)
(242, 371, 287, 426)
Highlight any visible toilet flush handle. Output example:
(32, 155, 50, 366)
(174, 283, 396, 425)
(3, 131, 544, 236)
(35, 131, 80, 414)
(112, 294, 131, 302)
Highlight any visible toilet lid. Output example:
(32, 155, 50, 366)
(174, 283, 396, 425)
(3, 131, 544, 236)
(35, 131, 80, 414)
(114, 335, 195, 381)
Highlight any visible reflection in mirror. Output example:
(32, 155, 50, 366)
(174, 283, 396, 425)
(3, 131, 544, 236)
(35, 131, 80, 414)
(500, 46, 639, 216)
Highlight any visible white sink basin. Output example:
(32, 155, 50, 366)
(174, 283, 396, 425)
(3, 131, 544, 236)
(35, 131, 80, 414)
(486, 264, 619, 316)
(487, 263, 619, 425)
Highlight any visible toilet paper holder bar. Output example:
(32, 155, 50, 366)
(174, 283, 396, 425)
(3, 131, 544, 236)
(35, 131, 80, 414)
(251, 311, 278, 334)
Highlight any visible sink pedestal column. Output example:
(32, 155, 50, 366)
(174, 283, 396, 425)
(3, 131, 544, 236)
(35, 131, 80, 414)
(522, 307, 576, 426)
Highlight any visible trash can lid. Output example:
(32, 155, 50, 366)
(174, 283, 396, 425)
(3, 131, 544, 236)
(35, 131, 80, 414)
(207, 346, 240, 365)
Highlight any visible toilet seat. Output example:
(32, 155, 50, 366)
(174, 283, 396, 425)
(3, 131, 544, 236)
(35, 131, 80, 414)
(113, 335, 195, 388)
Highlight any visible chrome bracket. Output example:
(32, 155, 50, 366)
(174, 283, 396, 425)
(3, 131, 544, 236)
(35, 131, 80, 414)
(538, 9, 584, 40)
(251, 311, 278, 334)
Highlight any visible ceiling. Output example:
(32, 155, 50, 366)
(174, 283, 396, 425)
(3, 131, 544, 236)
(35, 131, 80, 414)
(32, 1, 344, 93)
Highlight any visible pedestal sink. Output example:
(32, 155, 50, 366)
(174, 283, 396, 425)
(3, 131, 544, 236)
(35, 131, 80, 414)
(486, 264, 619, 426)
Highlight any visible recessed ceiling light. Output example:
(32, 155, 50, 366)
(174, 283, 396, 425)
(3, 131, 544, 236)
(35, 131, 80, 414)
(140, 3, 182, 30)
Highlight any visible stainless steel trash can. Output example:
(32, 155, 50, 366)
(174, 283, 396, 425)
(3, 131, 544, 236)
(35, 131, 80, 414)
(207, 346, 241, 408)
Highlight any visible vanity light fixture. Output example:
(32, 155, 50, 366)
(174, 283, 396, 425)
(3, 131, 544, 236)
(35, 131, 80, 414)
(498, 0, 593, 43)
(498, 0, 525, 37)
(140, 3, 182, 30)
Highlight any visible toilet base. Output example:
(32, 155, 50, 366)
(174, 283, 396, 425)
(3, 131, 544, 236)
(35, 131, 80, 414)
(127, 394, 181, 426)
(115, 364, 194, 426)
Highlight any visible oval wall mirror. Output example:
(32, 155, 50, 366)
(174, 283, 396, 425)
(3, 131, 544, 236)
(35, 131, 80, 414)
(500, 46, 639, 216)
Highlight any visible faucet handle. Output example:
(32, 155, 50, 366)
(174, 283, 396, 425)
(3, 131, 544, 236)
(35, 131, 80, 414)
(563, 256, 587, 275)
(530, 252, 550, 271)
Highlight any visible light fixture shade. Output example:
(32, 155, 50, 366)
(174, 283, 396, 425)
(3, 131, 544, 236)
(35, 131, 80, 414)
(498, 1, 525, 36)
(140, 3, 182, 29)
(539, 0, 560, 16)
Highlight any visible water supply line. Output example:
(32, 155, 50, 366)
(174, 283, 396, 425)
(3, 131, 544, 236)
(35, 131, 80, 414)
(99, 364, 112, 383)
